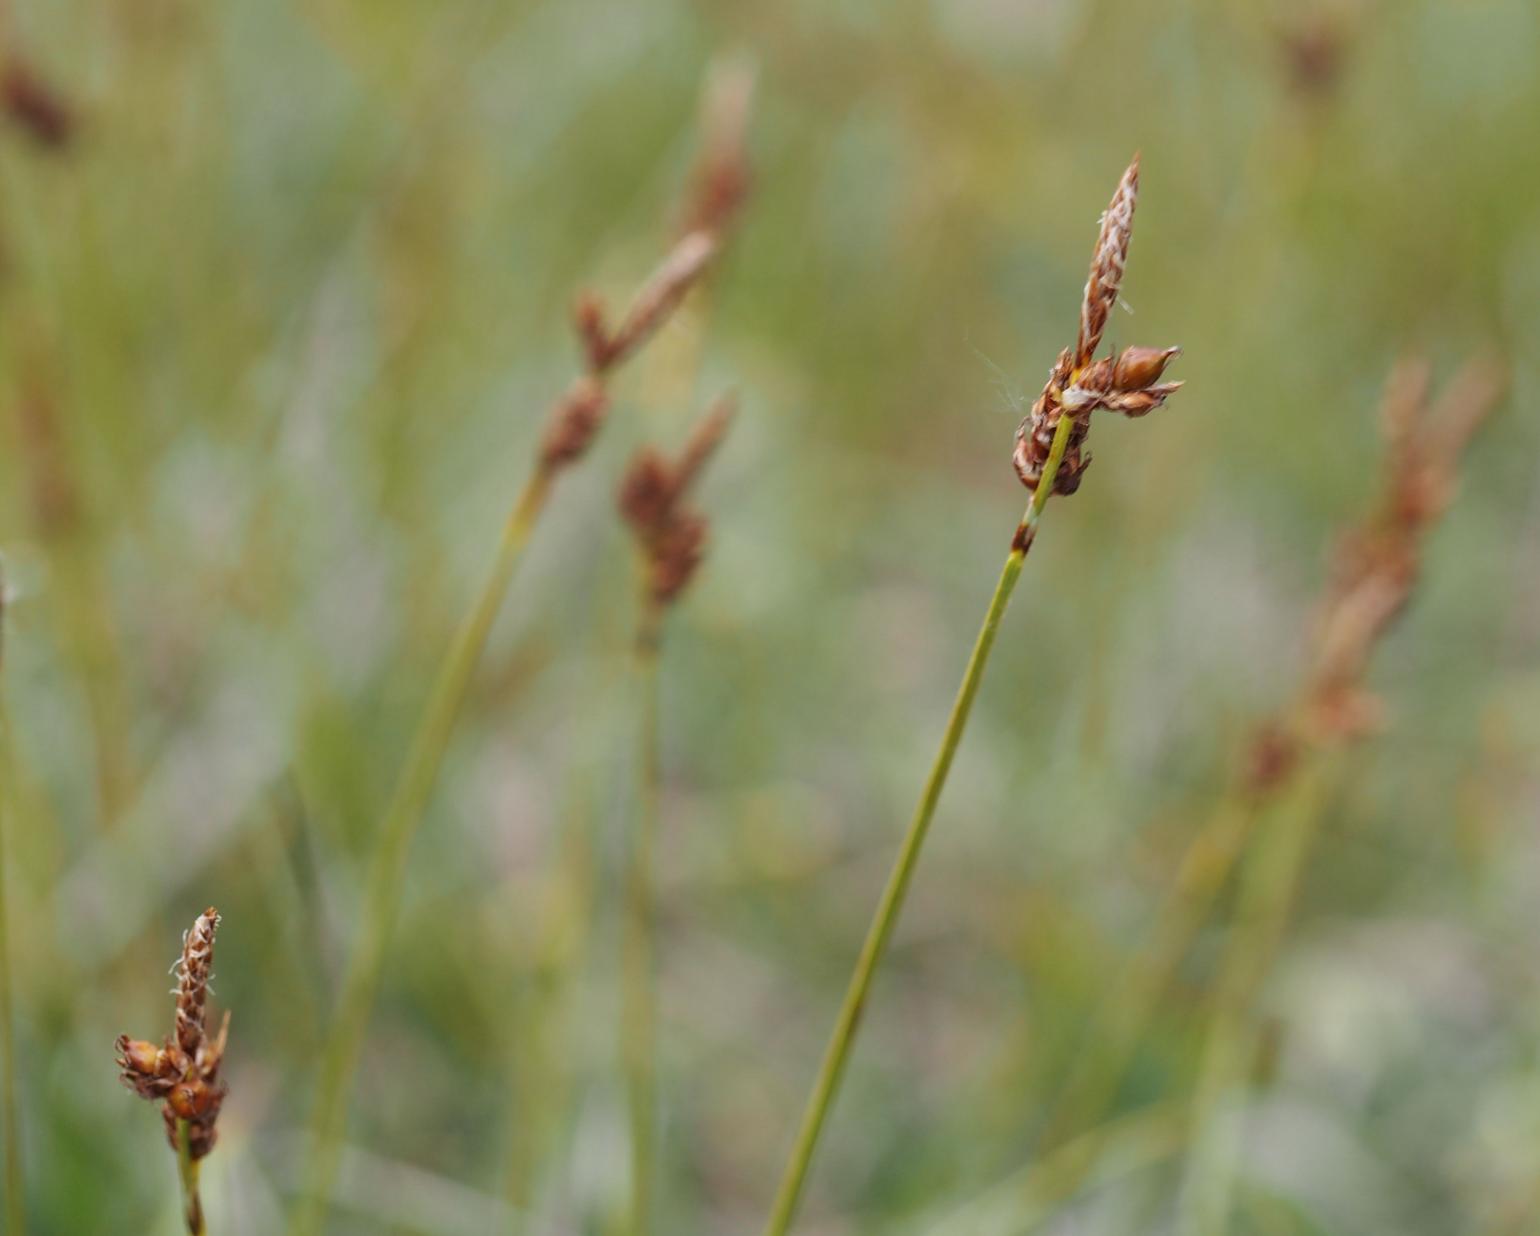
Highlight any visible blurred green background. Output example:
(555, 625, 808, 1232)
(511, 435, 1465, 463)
(1, 0, 1538, 1232)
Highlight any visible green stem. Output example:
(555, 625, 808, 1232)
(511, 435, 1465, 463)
(0, 702, 23, 1235)
(761, 413, 1076, 1236)
(623, 599, 663, 1236)
(291, 468, 555, 1236)
(1177, 756, 1336, 1236)
(1037, 796, 1258, 1152)
(177, 1120, 205, 1236)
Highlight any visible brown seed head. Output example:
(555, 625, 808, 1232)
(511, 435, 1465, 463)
(1013, 157, 1180, 499)
(1303, 356, 1501, 740)
(619, 392, 736, 605)
(117, 909, 230, 1161)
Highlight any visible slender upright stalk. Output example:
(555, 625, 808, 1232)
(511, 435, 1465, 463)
(761, 414, 1076, 1236)
(622, 597, 664, 1235)
(177, 1119, 206, 1235)
(1177, 758, 1335, 1236)
(1036, 796, 1259, 1151)
(292, 469, 552, 1236)
(0, 576, 24, 1235)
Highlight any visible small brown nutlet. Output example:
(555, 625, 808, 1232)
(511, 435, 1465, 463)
(117, 1037, 161, 1076)
(167, 1082, 208, 1121)
(1113, 346, 1182, 392)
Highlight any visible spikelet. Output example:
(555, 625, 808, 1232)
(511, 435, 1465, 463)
(1245, 356, 1503, 790)
(536, 68, 752, 475)
(115, 908, 229, 1161)
(618, 394, 736, 605)
(1013, 156, 1184, 497)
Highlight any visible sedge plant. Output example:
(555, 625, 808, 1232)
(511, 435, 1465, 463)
(762, 156, 1185, 1235)
(290, 78, 751, 1234)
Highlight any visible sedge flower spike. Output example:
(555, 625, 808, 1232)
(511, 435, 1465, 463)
(1013, 154, 1184, 499)
(116, 908, 229, 1161)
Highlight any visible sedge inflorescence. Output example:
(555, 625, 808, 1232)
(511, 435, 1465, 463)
(115, 907, 229, 1160)
(540, 65, 753, 472)
(1247, 356, 1503, 790)
(618, 394, 736, 607)
(1013, 155, 1183, 499)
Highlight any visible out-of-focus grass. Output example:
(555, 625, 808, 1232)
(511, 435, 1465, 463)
(1, 0, 1537, 1232)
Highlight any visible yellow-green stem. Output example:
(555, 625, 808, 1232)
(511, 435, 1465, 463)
(761, 413, 1076, 1236)
(291, 468, 555, 1236)
(623, 598, 664, 1235)
(1037, 796, 1258, 1153)
(922, 1102, 1187, 1236)
(0, 703, 23, 1235)
(177, 1120, 205, 1236)
(1177, 756, 1337, 1236)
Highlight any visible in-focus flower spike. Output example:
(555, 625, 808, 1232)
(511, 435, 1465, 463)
(1013, 155, 1183, 497)
(115, 907, 229, 1163)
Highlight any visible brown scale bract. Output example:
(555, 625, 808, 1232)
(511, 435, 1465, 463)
(618, 394, 735, 605)
(1245, 356, 1503, 792)
(115, 908, 230, 1160)
(1013, 156, 1184, 497)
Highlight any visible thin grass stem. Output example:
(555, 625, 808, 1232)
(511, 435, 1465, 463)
(622, 597, 664, 1235)
(0, 700, 23, 1234)
(1036, 796, 1258, 1151)
(292, 467, 554, 1236)
(1176, 756, 1338, 1236)
(761, 413, 1076, 1236)
(177, 1119, 206, 1236)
